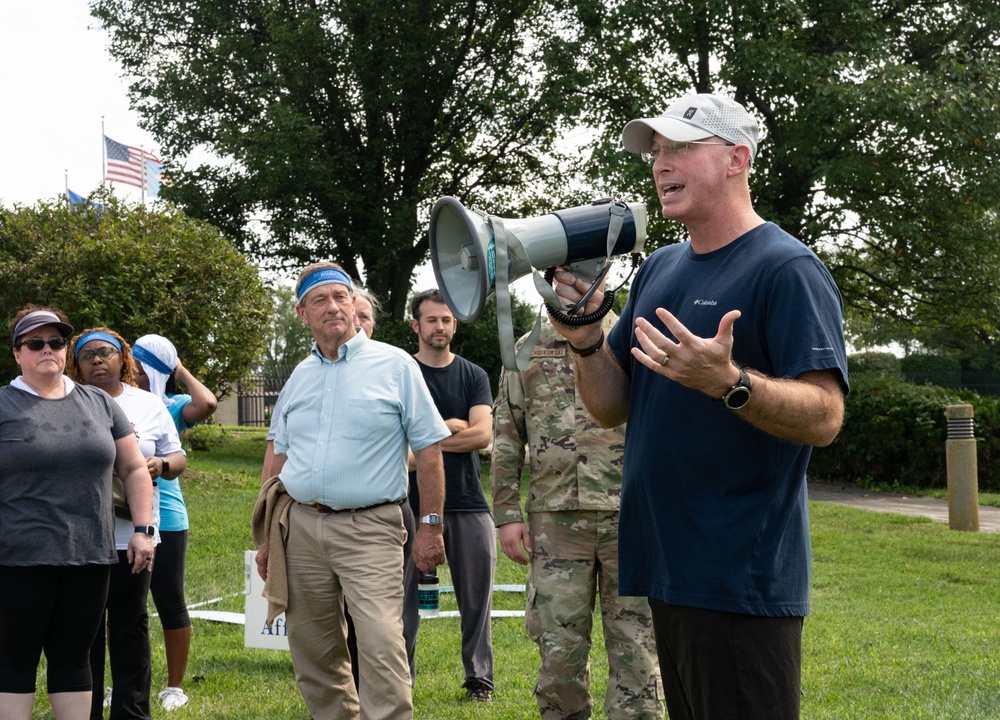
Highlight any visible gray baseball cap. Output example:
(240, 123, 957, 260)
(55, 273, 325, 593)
(622, 93, 760, 161)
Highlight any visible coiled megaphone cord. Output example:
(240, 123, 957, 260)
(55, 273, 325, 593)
(543, 267, 617, 327)
(543, 253, 643, 327)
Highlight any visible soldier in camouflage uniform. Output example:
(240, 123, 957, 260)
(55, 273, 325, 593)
(491, 316, 663, 720)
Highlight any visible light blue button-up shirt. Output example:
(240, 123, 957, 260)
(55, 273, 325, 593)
(273, 331, 450, 510)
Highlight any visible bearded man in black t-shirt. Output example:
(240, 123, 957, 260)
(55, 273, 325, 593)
(403, 289, 496, 703)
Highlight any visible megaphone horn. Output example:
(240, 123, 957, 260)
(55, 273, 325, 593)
(428, 196, 648, 324)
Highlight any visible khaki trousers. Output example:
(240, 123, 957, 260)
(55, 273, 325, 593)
(285, 502, 412, 720)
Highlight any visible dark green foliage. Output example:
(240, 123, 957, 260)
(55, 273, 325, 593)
(953, 388, 1000, 490)
(374, 293, 537, 397)
(848, 351, 902, 378)
(263, 286, 313, 371)
(900, 352, 963, 388)
(578, 0, 1000, 354)
(92, 0, 593, 319)
(0, 194, 270, 395)
(901, 353, 963, 376)
(811, 368, 1000, 491)
(183, 423, 228, 452)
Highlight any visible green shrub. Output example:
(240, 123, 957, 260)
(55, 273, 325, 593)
(184, 423, 228, 452)
(849, 351, 903, 378)
(953, 388, 1000, 490)
(901, 352, 962, 388)
(810, 373, 954, 489)
(811, 370, 1000, 492)
(900, 352, 962, 375)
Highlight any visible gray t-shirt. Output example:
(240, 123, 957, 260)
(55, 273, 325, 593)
(0, 383, 135, 566)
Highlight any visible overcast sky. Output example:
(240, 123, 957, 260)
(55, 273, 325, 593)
(0, 2, 159, 207)
(0, 2, 563, 306)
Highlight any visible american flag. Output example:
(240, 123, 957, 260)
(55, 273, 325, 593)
(105, 135, 160, 190)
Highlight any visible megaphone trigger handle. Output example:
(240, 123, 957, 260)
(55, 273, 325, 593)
(542, 267, 616, 328)
(564, 261, 612, 314)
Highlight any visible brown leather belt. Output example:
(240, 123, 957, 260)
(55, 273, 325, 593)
(305, 498, 403, 514)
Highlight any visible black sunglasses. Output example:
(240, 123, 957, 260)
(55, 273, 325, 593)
(18, 337, 68, 351)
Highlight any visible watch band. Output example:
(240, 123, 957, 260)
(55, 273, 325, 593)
(722, 366, 752, 410)
(158, 457, 170, 476)
(420, 513, 443, 526)
(567, 331, 604, 358)
(134, 525, 155, 536)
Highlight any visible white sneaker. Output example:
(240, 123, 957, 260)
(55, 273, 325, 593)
(159, 687, 189, 711)
(103, 687, 113, 708)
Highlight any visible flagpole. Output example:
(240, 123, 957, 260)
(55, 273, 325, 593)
(65, 169, 69, 207)
(140, 144, 146, 204)
(101, 117, 106, 184)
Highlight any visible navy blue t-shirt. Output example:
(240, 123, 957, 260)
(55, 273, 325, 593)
(408, 355, 493, 514)
(607, 222, 849, 617)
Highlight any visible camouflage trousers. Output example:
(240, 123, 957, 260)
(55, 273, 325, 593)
(525, 511, 663, 720)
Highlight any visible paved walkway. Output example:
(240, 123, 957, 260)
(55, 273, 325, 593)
(808, 482, 1000, 533)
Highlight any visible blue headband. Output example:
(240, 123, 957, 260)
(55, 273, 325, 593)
(74, 331, 123, 357)
(132, 343, 174, 376)
(296, 267, 353, 302)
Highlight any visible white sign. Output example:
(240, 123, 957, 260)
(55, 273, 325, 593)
(244, 550, 290, 650)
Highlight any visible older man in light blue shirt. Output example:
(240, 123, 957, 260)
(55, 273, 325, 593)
(266, 261, 449, 720)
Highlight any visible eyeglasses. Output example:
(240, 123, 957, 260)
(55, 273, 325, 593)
(78, 347, 120, 363)
(640, 140, 735, 165)
(18, 337, 68, 351)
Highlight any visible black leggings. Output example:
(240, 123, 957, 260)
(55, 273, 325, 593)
(149, 530, 190, 630)
(0, 564, 110, 693)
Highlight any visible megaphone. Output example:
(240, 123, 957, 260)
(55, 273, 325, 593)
(428, 196, 648, 324)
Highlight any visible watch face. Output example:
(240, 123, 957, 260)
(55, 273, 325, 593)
(724, 386, 752, 410)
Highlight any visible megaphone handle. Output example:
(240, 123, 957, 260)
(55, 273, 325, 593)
(564, 262, 612, 315)
(543, 267, 616, 328)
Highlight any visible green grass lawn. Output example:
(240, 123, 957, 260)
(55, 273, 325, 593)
(31, 426, 1000, 718)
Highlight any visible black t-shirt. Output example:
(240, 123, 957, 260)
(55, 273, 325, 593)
(408, 355, 492, 514)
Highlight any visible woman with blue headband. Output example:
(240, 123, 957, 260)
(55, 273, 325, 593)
(130, 334, 216, 712)
(0, 307, 155, 720)
(67, 327, 187, 720)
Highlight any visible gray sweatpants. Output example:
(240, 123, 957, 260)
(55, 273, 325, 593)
(402, 510, 496, 689)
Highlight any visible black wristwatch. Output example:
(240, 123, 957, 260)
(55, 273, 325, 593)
(134, 525, 155, 537)
(721, 367, 752, 410)
(158, 457, 170, 476)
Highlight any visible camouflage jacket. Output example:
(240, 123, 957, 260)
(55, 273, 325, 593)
(490, 317, 626, 525)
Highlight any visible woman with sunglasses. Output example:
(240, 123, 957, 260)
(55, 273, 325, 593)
(67, 327, 187, 720)
(131, 334, 216, 711)
(0, 306, 155, 720)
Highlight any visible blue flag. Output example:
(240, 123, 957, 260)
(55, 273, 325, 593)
(145, 158, 163, 199)
(67, 188, 86, 206)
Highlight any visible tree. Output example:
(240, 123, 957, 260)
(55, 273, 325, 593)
(94, 0, 1000, 352)
(568, 0, 1000, 350)
(0, 193, 271, 395)
(263, 286, 314, 373)
(92, 0, 591, 319)
(374, 293, 538, 397)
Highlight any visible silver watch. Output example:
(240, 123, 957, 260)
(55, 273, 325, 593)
(420, 513, 443, 526)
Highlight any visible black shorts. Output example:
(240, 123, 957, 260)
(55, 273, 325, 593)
(0, 564, 110, 693)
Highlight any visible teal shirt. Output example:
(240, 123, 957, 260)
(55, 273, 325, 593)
(158, 393, 193, 531)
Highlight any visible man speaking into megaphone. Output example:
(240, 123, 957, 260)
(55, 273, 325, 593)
(548, 93, 850, 720)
